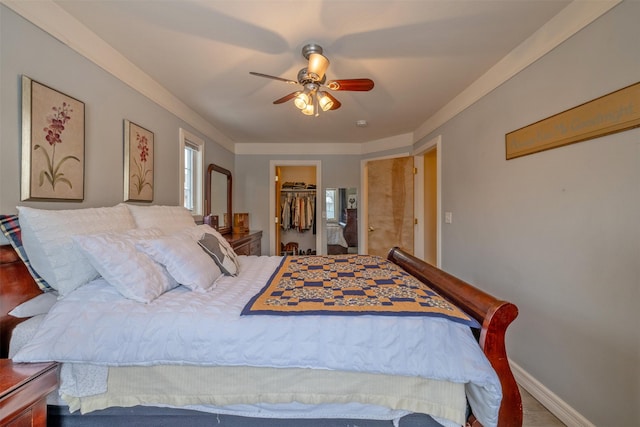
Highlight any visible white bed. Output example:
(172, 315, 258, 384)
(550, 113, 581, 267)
(1, 204, 521, 427)
(326, 222, 348, 247)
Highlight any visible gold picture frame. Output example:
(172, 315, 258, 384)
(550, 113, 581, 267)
(506, 81, 640, 159)
(21, 76, 85, 201)
(124, 120, 154, 202)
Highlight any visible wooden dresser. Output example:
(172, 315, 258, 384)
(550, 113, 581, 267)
(224, 230, 262, 256)
(0, 360, 58, 427)
(342, 209, 358, 248)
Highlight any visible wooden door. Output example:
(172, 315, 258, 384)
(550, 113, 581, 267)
(274, 166, 282, 255)
(366, 157, 414, 256)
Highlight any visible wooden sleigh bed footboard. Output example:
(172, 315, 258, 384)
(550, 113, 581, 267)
(0, 243, 522, 427)
(387, 247, 522, 427)
(0, 244, 42, 358)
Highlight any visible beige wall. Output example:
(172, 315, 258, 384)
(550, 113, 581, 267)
(279, 166, 316, 187)
(2, 2, 638, 425)
(418, 2, 639, 425)
(0, 5, 233, 214)
(235, 154, 361, 255)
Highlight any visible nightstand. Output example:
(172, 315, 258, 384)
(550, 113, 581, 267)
(0, 360, 58, 427)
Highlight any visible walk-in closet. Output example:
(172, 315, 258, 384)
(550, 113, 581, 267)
(276, 165, 317, 256)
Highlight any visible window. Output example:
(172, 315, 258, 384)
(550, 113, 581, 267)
(179, 129, 204, 218)
(325, 188, 337, 222)
(183, 145, 196, 211)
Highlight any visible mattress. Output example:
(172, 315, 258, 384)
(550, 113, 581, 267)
(10, 317, 461, 427)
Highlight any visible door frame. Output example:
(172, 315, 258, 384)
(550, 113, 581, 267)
(269, 160, 323, 256)
(413, 135, 442, 267)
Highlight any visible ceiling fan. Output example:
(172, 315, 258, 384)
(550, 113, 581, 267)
(250, 43, 374, 116)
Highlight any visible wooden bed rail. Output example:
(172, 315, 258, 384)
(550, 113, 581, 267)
(387, 247, 522, 427)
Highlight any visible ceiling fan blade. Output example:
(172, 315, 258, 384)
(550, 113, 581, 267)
(327, 78, 374, 91)
(250, 71, 298, 85)
(273, 92, 300, 104)
(326, 92, 342, 110)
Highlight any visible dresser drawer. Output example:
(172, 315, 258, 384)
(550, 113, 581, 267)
(225, 230, 262, 256)
(249, 239, 261, 256)
(233, 242, 251, 256)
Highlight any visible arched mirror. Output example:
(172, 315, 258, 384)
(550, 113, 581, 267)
(204, 164, 232, 235)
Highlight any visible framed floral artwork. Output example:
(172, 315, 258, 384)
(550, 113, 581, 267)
(21, 76, 85, 201)
(124, 120, 154, 202)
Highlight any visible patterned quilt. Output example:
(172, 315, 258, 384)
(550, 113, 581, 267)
(242, 255, 479, 327)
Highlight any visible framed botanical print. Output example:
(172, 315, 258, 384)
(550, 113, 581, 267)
(21, 75, 85, 201)
(124, 120, 154, 202)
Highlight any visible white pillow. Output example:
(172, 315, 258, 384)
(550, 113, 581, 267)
(17, 205, 136, 296)
(9, 291, 58, 318)
(181, 224, 240, 274)
(136, 233, 221, 292)
(198, 233, 238, 276)
(123, 204, 196, 234)
(72, 229, 177, 303)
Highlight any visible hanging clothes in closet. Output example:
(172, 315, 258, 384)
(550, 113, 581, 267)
(280, 190, 316, 233)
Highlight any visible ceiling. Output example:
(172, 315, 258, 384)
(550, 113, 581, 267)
(51, 0, 572, 145)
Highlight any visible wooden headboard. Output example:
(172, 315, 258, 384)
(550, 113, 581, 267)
(0, 244, 42, 358)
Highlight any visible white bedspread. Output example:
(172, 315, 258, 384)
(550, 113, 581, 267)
(14, 255, 502, 427)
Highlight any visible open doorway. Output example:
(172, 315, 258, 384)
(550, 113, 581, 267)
(269, 160, 322, 256)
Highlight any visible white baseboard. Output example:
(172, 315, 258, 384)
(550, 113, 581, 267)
(510, 360, 595, 427)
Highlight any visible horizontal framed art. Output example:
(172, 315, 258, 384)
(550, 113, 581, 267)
(506, 81, 640, 160)
(21, 75, 85, 201)
(124, 120, 154, 202)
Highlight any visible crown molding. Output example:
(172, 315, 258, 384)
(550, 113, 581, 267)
(3, 0, 620, 156)
(235, 142, 362, 156)
(1, 0, 235, 153)
(234, 133, 413, 156)
(360, 133, 414, 155)
(413, 0, 622, 142)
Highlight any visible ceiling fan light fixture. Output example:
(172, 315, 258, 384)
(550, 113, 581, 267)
(317, 91, 334, 111)
(294, 88, 311, 109)
(301, 99, 315, 116)
(250, 43, 373, 117)
(294, 94, 309, 110)
(307, 53, 329, 81)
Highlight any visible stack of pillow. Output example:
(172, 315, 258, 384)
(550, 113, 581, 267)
(5, 204, 242, 306)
